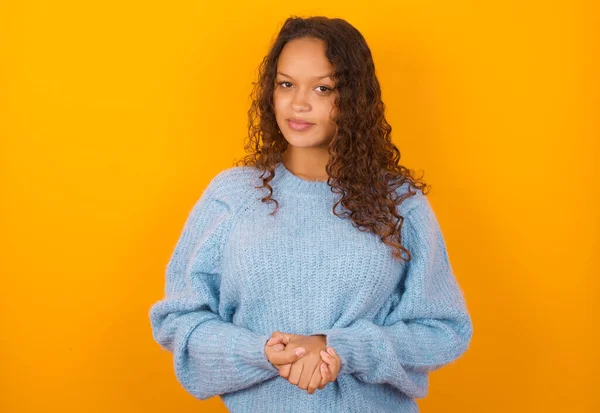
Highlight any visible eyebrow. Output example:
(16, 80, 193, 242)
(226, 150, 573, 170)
(277, 72, 333, 80)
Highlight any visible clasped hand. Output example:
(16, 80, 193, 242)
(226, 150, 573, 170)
(264, 331, 341, 394)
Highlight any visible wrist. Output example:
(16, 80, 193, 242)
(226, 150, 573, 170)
(310, 334, 327, 347)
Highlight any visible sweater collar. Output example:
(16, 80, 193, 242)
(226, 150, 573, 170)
(273, 161, 336, 196)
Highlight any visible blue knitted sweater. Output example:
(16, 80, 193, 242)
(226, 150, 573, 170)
(149, 161, 473, 413)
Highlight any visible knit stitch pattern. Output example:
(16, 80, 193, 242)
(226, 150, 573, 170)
(149, 161, 473, 413)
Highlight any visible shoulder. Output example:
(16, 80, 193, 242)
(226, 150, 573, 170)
(201, 164, 263, 210)
(392, 187, 447, 257)
(209, 164, 264, 193)
(390, 180, 444, 246)
(392, 180, 431, 219)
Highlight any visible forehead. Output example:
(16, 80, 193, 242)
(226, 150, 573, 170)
(277, 37, 333, 79)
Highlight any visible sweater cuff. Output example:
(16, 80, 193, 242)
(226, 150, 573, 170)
(312, 320, 376, 376)
(234, 331, 280, 375)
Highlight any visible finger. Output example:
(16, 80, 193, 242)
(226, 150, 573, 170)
(287, 361, 304, 386)
(269, 347, 305, 365)
(318, 363, 330, 390)
(319, 349, 333, 386)
(278, 362, 292, 379)
(264, 343, 286, 367)
(272, 343, 284, 352)
(329, 361, 339, 381)
(267, 331, 289, 346)
(298, 362, 318, 391)
(327, 346, 341, 379)
(318, 366, 327, 390)
(327, 346, 338, 358)
(320, 349, 334, 367)
(266, 336, 283, 346)
(307, 362, 323, 394)
(280, 332, 294, 344)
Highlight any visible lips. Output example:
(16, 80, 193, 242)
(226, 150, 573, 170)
(288, 117, 314, 124)
(287, 119, 315, 131)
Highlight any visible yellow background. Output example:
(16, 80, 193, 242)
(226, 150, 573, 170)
(1, 1, 598, 412)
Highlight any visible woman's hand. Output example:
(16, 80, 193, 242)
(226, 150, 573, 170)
(266, 331, 296, 377)
(269, 332, 326, 393)
(266, 331, 339, 394)
(318, 346, 341, 388)
(264, 336, 307, 367)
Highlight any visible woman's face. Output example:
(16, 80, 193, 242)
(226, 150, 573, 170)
(273, 37, 338, 149)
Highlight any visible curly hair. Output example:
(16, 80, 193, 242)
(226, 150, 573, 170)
(233, 15, 430, 263)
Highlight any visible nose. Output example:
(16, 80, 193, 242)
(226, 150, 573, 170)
(291, 88, 311, 112)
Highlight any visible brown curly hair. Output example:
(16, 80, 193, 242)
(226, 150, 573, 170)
(233, 15, 430, 263)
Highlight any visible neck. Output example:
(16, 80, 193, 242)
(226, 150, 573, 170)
(280, 147, 330, 181)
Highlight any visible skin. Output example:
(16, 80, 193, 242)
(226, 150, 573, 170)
(273, 36, 339, 182)
(264, 332, 341, 394)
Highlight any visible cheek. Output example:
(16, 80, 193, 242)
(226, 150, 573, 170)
(273, 93, 288, 112)
(272, 93, 280, 113)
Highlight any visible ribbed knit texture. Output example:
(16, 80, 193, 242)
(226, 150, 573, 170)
(149, 161, 473, 413)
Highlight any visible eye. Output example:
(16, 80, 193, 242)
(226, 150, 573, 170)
(316, 86, 332, 93)
(276, 81, 333, 94)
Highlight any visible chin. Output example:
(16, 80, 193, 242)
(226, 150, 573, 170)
(283, 136, 327, 148)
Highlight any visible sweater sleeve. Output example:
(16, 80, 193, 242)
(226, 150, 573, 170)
(148, 173, 279, 400)
(312, 194, 473, 398)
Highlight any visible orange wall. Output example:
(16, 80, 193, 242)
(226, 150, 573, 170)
(1, 1, 597, 412)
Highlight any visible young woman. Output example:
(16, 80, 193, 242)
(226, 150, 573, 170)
(149, 16, 473, 413)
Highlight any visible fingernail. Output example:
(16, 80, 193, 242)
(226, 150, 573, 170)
(295, 348, 305, 356)
(327, 346, 335, 355)
(320, 350, 328, 357)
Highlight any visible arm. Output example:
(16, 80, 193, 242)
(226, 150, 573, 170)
(149, 174, 279, 400)
(312, 195, 473, 398)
